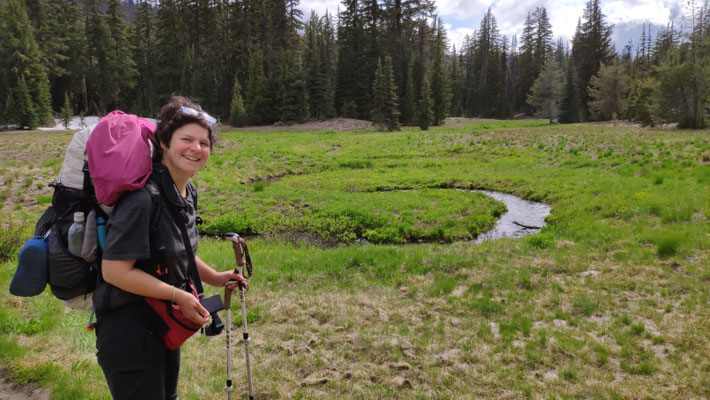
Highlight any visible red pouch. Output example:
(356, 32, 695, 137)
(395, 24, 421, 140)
(145, 284, 203, 350)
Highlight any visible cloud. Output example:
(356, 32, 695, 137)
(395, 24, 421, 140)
(604, 0, 675, 26)
(435, 0, 492, 19)
(444, 24, 476, 51)
(299, 0, 342, 19)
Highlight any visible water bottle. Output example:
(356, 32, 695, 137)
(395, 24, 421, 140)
(67, 212, 85, 257)
(96, 215, 107, 250)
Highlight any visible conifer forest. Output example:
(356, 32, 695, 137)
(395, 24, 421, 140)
(1, 0, 710, 130)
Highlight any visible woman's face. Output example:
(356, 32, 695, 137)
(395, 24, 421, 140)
(161, 122, 211, 177)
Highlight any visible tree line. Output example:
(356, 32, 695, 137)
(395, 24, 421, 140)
(1, 0, 708, 130)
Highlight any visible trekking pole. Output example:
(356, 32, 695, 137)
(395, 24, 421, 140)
(224, 233, 254, 400)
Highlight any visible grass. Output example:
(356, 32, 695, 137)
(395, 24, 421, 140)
(0, 120, 708, 398)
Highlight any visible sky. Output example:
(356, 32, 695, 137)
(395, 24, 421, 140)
(298, 0, 689, 52)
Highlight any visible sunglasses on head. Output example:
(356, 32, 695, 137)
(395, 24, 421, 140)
(179, 106, 217, 125)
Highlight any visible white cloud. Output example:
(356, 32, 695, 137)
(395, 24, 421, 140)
(298, 0, 342, 19)
(444, 24, 476, 51)
(604, 0, 675, 26)
(436, 0, 492, 18)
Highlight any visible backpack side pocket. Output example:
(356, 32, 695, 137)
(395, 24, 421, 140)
(47, 228, 96, 300)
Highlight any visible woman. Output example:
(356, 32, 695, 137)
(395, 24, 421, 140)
(95, 96, 246, 399)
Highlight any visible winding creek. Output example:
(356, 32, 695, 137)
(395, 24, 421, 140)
(474, 190, 551, 243)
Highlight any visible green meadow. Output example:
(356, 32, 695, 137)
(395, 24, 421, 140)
(0, 119, 709, 399)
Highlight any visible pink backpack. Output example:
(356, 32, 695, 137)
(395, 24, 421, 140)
(86, 111, 157, 206)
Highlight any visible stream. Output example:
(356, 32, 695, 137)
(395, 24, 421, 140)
(474, 190, 551, 243)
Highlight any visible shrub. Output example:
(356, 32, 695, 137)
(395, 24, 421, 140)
(525, 232, 554, 249)
(656, 232, 683, 258)
(0, 218, 29, 261)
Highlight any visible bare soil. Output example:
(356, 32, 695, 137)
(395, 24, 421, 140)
(0, 368, 50, 400)
(228, 117, 375, 132)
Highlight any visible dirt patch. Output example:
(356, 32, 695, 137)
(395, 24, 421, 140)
(227, 118, 375, 132)
(0, 368, 50, 400)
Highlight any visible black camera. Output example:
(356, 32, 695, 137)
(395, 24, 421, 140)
(200, 294, 225, 336)
(204, 312, 224, 336)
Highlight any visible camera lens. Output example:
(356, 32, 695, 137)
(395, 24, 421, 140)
(204, 313, 224, 336)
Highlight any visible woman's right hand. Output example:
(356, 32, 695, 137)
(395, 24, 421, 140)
(174, 288, 210, 326)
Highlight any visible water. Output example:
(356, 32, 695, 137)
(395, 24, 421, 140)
(475, 190, 551, 243)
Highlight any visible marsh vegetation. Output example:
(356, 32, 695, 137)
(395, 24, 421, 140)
(0, 119, 708, 398)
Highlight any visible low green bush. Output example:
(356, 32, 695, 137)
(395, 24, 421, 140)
(656, 232, 683, 258)
(0, 218, 28, 262)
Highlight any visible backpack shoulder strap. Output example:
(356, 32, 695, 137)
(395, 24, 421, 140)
(146, 180, 204, 296)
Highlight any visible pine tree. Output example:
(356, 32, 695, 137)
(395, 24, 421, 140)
(571, 0, 614, 121)
(430, 19, 450, 126)
(0, 0, 53, 125)
(527, 58, 562, 123)
(60, 91, 72, 129)
(54, 0, 89, 114)
(400, 53, 417, 125)
(155, 0, 189, 102)
(558, 59, 580, 123)
(26, 0, 68, 110)
(229, 76, 248, 127)
(245, 49, 271, 125)
(517, 12, 536, 113)
(13, 77, 40, 129)
(106, 0, 136, 109)
(371, 56, 400, 131)
(279, 51, 308, 124)
(626, 77, 655, 126)
(132, 1, 158, 115)
(587, 61, 629, 121)
(448, 46, 464, 117)
(418, 75, 432, 130)
(336, 0, 373, 119)
(533, 7, 553, 73)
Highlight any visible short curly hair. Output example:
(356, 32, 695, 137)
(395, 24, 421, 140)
(153, 96, 218, 162)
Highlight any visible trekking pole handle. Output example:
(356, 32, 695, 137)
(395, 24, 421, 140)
(224, 232, 252, 279)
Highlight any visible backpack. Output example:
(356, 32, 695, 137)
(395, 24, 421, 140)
(10, 111, 157, 309)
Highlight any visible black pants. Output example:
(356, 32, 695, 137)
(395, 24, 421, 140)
(96, 302, 180, 400)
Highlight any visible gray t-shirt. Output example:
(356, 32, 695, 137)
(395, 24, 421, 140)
(103, 173, 199, 287)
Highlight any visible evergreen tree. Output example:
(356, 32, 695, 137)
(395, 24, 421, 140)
(0, 0, 53, 125)
(571, 0, 614, 121)
(400, 53, 417, 125)
(10, 77, 40, 129)
(155, 0, 189, 102)
(106, 0, 136, 109)
(60, 91, 72, 129)
(654, 44, 709, 128)
(517, 12, 536, 112)
(430, 19, 450, 125)
(448, 46, 465, 117)
(371, 56, 400, 131)
(527, 58, 562, 123)
(558, 59, 581, 123)
(587, 61, 629, 120)
(54, 0, 89, 114)
(245, 49, 271, 125)
(533, 7, 554, 73)
(418, 75, 432, 130)
(229, 76, 248, 127)
(85, 0, 119, 114)
(279, 51, 308, 124)
(626, 77, 656, 126)
(26, 0, 68, 110)
(336, 0, 374, 119)
(132, 1, 158, 115)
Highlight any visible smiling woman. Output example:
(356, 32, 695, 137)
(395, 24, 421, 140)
(94, 96, 247, 400)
